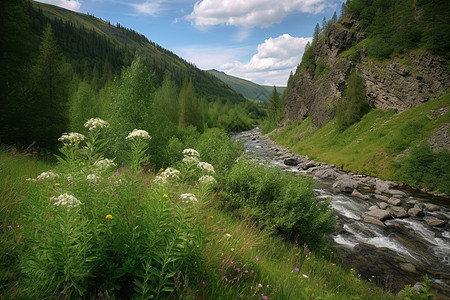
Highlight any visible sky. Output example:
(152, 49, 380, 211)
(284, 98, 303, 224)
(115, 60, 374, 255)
(35, 0, 344, 86)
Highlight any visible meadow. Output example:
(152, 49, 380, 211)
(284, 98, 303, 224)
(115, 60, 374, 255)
(0, 118, 436, 299)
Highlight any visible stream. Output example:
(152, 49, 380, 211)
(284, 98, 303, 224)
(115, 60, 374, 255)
(233, 127, 450, 298)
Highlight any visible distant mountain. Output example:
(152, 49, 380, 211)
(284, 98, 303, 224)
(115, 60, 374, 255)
(207, 69, 286, 102)
(30, 1, 245, 103)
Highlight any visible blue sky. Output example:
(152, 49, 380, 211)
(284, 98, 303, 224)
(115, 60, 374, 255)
(35, 0, 344, 86)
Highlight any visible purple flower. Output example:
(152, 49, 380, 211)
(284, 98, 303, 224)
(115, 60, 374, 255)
(294, 268, 299, 272)
(323, 284, 327, 287)
(221, 276, 226, 281)
(7, 225, 13, 231)
(261, 294, 268, 300)
(251, 270, 254, 274)
(202, 281, 206, 287)
(309, 252, 311, 256)
(58, 188, 62, 191)
(255, 256, 259, 261)
(236, 268, 240, 272)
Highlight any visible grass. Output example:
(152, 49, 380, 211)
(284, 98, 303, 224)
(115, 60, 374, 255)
(0, 145, 396, 299)
(271, 92, 450, 182)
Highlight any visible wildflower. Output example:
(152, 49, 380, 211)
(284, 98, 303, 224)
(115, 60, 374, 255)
(294, 268, 299, 272)
(7, 226, 13, 231)
(236, 268, 240, 272)
(302, 274, 309, 278)
(208, 215, 214, 220)
(106, 214, 113, 220)
(183, 156, 199, 165)
(94, 158, 117, 169)
(182, 148, 200, 158)
(54, 183, 60, 186)
(159, 168, 164, 172)
(225, 233, 231, 238)
(261, 294, 268, 300)
(323, 284, 327, 287)
(179, 193, 198, 203)
(231, 248, 235, 252)
(37, 170, 59, 181)
(156, 167, 181, 184)
(53, 193, 81, 209)
(197, 161, 215, 174)
(126, 129, 151, 140)
(198, 175, 216, 185)
(58, 132, 85, 144)
(251, 270, 254, 274)
(87, 174, 101, 183)
(258, 283, 262, 288)
(33, 151, 38, 155)
(255, 256, 259, 261)
(202, 281, 206, 287)
(163, 194, 168, 198)
(84, 118, 110, 130)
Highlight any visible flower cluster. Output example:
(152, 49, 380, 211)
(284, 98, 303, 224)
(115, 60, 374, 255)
(84, 118, 110, 131)
(155, 167, 181, 184)
(197, 162, 215, 174)
(52, 193, 81, 209)
(58, 132, 86, 144)
(198, 175, 216, 185)
(86, 174, 101, 183)
(182, 148, 200, 158)
(94, 158, 117, 169)
(37, 170, 59, 181)
(126, 129, 151, 140)
(182, 156, 199, 165)
(179, 193, 198, 203)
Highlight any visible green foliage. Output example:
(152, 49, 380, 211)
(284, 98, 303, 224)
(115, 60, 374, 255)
(335, 70, 370, 131)
(385, 121, 424, 154)
(301, 42, 316, 72)
(222, 158, 335, 249)
(398, 142, 450, 194)
(400, 275, 436, 299)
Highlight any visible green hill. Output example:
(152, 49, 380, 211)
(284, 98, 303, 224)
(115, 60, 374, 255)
(207, 69, 285, 102)
(30, 1, 245, 103)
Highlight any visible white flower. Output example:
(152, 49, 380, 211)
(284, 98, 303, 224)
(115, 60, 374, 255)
(37, 170, 59, 181)
(182, 148, 200, 158)
(86, 174, 101, 183)
(183, 156, 199, 165)
(179, 193, 198, 203)
(83, 118, 110, 130)
(126, 129, 151, 140)
(197, 162, 215, 174)
(53, 193, 81, 209)
(198, 175, 216, 185)
(302, 274, 309, 278)
(225, 233, 231, 238)
(58, 132, 85, 144)
(94, 158, 117, 169)
(156, 167, 181, 184)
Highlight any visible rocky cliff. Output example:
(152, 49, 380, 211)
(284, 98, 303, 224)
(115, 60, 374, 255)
(285, 17, 450, 127)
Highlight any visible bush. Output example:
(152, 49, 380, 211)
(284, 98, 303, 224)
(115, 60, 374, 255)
(398, 142, 450, 194)
(222, 158, 335, 249)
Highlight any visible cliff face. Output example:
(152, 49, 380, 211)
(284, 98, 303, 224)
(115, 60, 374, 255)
(285, 17, 450, 127)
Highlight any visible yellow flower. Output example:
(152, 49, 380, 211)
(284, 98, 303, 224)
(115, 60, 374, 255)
(208, 215, 214, 220)
(54, 183, 60, 186)
(106, 214, 113, 220)
(163, 194, 168, 198)
(159, 168, 164, 172)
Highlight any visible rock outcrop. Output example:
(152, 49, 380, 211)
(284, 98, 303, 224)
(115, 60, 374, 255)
(285, 16, 450, 127)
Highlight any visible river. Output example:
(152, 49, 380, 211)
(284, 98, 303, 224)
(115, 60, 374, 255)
(233, 127, 450, 298)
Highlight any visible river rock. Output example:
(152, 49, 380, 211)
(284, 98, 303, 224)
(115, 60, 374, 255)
(351, 189, 370, 200)
(375, 194, 390, 201)
(423, 216, 445, 227)
(389, 206, 409, 218)
(300, 160, 317, 170)
(375, 180, 390, 194)
(369, 205, 378, 211)
(379, 202, 388, 209)
(284, 157, 299, 166)
(407, 199, 419, 205)
(333, 176, 359, 192)
(315, 168, 340, 179)
(363, 216, 385, 227)
(408, 207, 424, 217)
(364, 208, 391, 221)
(388, 197, 402, 206)
(389, 189, 407, 197)
(399, 263, 417, 274)
(425, 204, 440, 212)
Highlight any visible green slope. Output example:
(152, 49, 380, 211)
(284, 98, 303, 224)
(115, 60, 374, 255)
(207, 69, 285, 102)
(32, 1, 245, 103)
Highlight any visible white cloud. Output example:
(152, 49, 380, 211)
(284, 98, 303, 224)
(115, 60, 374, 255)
(220, 34, 312, 86)
(35, 0, 81, 11)
(130, 1, 162, 16)
(187, 0, 335, 28)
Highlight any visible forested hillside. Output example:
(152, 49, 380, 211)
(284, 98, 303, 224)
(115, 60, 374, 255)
(0, 0, 263, 162)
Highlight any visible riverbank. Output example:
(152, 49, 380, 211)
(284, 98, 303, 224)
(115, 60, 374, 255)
(235, 127, 450, 298)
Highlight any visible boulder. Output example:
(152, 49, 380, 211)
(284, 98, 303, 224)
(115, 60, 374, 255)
(375, 180, 390, 194)
(423, 216, 445, 227)
(369, 205, 378, 211)
(364, 209, 391, 221)
(351, 189, 370, 200)
(425, 204, 440, 212)
(389, 189, 407, 197)
(408, 207, 424, 217)
(283, 157, 299, 166)
(388, 206, 409, 218)
(399, 263, 417, 274)
(332, 176, 359, 192)
(363, 217, 385, 227)
(315, 168, 340, 179)
(300, 160, 317, 170)
(375, 194, 390, 201)
(379, 202, 388, 209)
(388, 197, 402, 206)
(407, 199, 419, 205)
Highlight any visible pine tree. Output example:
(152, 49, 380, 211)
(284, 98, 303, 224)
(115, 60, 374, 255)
(267, 86, 282, 123)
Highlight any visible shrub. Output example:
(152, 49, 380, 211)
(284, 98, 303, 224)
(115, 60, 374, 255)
(222, 158, 335, 249)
